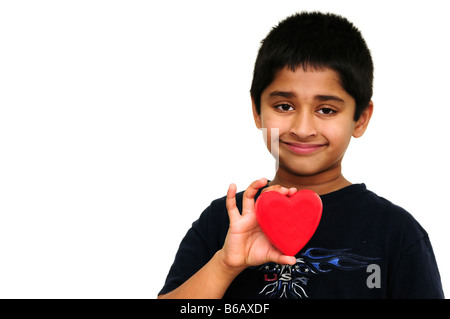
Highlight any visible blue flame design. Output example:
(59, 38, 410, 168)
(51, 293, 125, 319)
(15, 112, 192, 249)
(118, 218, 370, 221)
(303, 247, 379, 272)
(254, 247, 379, 298)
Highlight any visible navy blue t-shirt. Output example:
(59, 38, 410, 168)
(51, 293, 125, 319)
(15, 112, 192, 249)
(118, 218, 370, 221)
(159, 183, 444, 298)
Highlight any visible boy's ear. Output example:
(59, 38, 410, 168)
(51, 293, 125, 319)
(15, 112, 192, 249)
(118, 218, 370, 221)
(251, 97, 262, 129)
(353, 101, 374, 138)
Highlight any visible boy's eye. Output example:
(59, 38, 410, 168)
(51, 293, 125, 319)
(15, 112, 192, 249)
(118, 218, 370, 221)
(275, 104, 294, 111)
(317, 108, 336, 115)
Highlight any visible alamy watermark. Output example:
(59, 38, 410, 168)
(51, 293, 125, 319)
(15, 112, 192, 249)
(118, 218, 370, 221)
(261, 128, 279, 172)
(366, 264, 381, 289)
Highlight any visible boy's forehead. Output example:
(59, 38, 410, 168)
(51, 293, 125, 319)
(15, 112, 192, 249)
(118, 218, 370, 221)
(263, 66, 349, 100)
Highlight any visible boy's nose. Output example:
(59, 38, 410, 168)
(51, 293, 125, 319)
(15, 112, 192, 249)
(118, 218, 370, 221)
(289, 111, 318, 140)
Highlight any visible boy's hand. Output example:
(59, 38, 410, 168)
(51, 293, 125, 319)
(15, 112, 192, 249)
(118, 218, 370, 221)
(219, 178, 297, 273)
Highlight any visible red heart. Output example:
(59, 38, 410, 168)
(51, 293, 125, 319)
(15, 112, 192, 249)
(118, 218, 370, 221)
(255, 190, 322, 256)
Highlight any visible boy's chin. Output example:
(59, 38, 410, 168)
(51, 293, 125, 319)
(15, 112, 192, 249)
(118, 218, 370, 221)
(277, 165, 323, 178)
(276, 160, 336, 178)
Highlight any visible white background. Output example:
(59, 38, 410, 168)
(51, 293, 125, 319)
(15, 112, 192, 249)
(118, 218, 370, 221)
(0, 0, 448, 298)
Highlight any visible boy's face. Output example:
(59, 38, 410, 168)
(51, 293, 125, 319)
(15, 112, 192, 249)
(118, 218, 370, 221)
(252, 66, 372, 179)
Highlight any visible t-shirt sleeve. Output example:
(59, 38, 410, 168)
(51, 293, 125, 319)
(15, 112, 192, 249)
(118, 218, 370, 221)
(388, 234, 444, 298)
(158, 200, 228, 296)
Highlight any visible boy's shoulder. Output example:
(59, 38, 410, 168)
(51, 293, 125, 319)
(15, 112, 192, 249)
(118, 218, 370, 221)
(330, 183, 428, 243)
(322, 183, 416, 217)
(358, 184, 423, 225)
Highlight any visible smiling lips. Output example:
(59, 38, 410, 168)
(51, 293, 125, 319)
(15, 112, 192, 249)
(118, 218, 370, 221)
(282, 141, 327, 155)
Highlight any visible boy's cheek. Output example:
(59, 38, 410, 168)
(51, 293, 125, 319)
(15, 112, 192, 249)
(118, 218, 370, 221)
(260, 117, 288, 135)
(319, 121, 354, 142)
(259, 115, 281, 128)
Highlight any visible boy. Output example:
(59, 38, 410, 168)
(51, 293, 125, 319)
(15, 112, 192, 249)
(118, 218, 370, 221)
(158, 12, 444, 298)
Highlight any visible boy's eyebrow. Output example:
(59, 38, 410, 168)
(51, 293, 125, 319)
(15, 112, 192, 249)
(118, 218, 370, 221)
(315, 95, 345, 103)
(268, 91, 345, 103)
(269, 90, 296, 98)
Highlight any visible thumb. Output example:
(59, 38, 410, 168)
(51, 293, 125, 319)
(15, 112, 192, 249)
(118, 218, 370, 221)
(267, 250, 297, 265)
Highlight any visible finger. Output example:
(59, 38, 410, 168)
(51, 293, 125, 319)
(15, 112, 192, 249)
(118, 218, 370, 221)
(266, 249, 297, 266)
(262, 184, 289, 195)
(226, 183, 240, 223)
(287, 187, 298, 196)
(278, 255, 297, 265)
(242, 178, 267, 215)
(262, 185, 298, 196)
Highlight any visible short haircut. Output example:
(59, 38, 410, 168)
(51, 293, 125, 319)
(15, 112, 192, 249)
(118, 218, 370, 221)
(250, 11, 374, 121)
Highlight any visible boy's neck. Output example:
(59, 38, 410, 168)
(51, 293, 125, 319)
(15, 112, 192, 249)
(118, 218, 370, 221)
(269, 166, 351, 195)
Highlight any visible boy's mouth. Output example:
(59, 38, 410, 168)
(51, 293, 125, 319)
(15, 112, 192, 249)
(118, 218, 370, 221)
(281, 141, 327, 155)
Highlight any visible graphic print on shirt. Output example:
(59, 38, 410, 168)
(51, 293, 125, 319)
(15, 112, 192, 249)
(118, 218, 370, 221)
(253, 247, 379, 298)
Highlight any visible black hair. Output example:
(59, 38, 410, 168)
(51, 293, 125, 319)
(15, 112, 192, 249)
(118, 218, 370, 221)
(250, 11, 373, 121)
